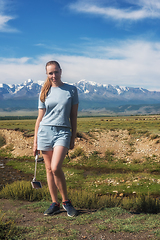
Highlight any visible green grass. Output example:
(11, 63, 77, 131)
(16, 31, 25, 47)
(1, 116, 160, 207)
(0, 144, 14, 158)
(77, 115, 160, 135)
(1, 181, 160, 214)
(1, 200, 160, 239)
(0, 210, 27, 240)
(1, 116, 160, 239)
(0, 115, 160, 135)
(5, 155, 160, 197)
(4, 140, 160, 197)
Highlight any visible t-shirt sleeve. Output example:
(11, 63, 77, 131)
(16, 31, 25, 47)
(38, 93, 46, 109)
(71, 86, 79, 106)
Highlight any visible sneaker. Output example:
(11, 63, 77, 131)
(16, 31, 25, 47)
(62, 200, 78, 217)
(44, 202, 60, 216)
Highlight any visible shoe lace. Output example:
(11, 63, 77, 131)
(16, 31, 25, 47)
(50, 202, 59, 208)
(63, 200, 73, 207)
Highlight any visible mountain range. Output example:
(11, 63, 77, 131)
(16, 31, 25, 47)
(0, 79, 160, 115)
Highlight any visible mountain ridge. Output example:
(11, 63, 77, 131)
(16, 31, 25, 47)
(0, 79, 160, 115)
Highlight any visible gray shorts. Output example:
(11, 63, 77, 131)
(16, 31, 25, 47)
(37, 125, 71, 151)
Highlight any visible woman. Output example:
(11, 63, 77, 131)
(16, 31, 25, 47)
(33, 60, 79, 217)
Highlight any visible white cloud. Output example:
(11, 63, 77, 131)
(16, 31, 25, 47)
(0, 0, 18, 32)
(0, 15, 18, 32)
(0, 40, 160, 90)
(0, 58, 46, 84)
(0, 57, 31, 64)
(69, 0, 160, 21)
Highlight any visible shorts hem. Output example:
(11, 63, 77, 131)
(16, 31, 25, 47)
(37, 148, 53, 152)
(54, 143, 70, 149)
(38, 143, 69, 151)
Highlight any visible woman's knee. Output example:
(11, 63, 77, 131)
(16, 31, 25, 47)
(45, 165, 52, 174)
(51, 166, 62, 175)
(45, 163, 61, 175)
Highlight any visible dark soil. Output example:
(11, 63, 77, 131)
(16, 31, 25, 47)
(0, 158, 33, 190)
(0, 199, 158, 240)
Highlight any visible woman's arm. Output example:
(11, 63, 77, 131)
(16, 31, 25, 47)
(33, 108, 46, 156)
(70, 104, 78, 150)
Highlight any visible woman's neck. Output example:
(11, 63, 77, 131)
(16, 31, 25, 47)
(51, 80, 64, 87)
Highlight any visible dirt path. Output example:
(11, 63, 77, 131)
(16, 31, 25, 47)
(0, 199, 158, 240)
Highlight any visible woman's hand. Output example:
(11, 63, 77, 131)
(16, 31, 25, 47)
(33, 108, 46, 156)
(33, 142, 39, 156)
(69, 137, 75, 150)
(70, 104, 78, 150)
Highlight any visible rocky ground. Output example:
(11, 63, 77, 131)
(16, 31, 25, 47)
(0, 128, 160, 162)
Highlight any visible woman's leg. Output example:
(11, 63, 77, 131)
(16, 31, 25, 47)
(43, 146, 77, 217)
(51, 146, 68, 202)
(42, 150, 58, 203)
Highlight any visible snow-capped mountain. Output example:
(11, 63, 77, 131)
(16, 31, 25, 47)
(74, 79, 160, 101)
(0, 79, 160, 114)
(0, 78, 159, 100)
(0, 79, 43, 100)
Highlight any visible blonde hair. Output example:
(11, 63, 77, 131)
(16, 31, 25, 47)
(40, 61, 61, 102)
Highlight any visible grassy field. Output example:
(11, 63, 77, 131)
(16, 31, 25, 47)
(0, 198, 160, 239)
(0, 115, 160, 133)
(0, 115, 160, 197)
(0, 115, 160, 239)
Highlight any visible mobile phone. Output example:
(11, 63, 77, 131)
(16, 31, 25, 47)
(31, 181, 42, 189)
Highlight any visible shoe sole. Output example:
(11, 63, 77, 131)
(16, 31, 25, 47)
(44, 209, 60, 216)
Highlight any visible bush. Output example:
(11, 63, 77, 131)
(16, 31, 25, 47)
(0, 144, 14, 158)
(0, 134, 6, 148)
(134, 195, 160, 213)
(1, 181, 160, 214)
(105, 150, 115, 162)
(0, 181, 50, 201)
(70, 147, 85, 159)
(121, 195, 160, 213)
(0, 210, 25, 239)
(127, 128, 136, 135)
(68, 189, 120, 209)
(150, 134, 159, 140)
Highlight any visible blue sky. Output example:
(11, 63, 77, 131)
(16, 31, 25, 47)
(1, 0, 160, 90)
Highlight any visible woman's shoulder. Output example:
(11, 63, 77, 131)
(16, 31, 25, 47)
(63, 83, 77, 91)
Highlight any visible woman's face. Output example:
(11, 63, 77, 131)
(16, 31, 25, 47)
(46, 64, 62, 86)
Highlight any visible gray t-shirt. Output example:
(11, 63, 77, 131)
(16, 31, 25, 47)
(38, 83, 79, 128)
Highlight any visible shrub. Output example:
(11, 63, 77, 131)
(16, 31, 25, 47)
(0, 181, 50, 201)
(0, 144, 14, 158)
(0, 134, 6, 148)
(134, 195, 160, 213)
(1, 181, 160, 214)
(128, 140, 134, 146)
(150, 134, 159, 140)
(127, 128, 136, 135)
(70, 147, 85, 159)
(105, 150, 115, 162)
(0, 210, 25, 239)
(121, 195, 160, 213)
(76, 132, 84, 139)
(68, 189, 121, 209)
(133, 159, 141, 164)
